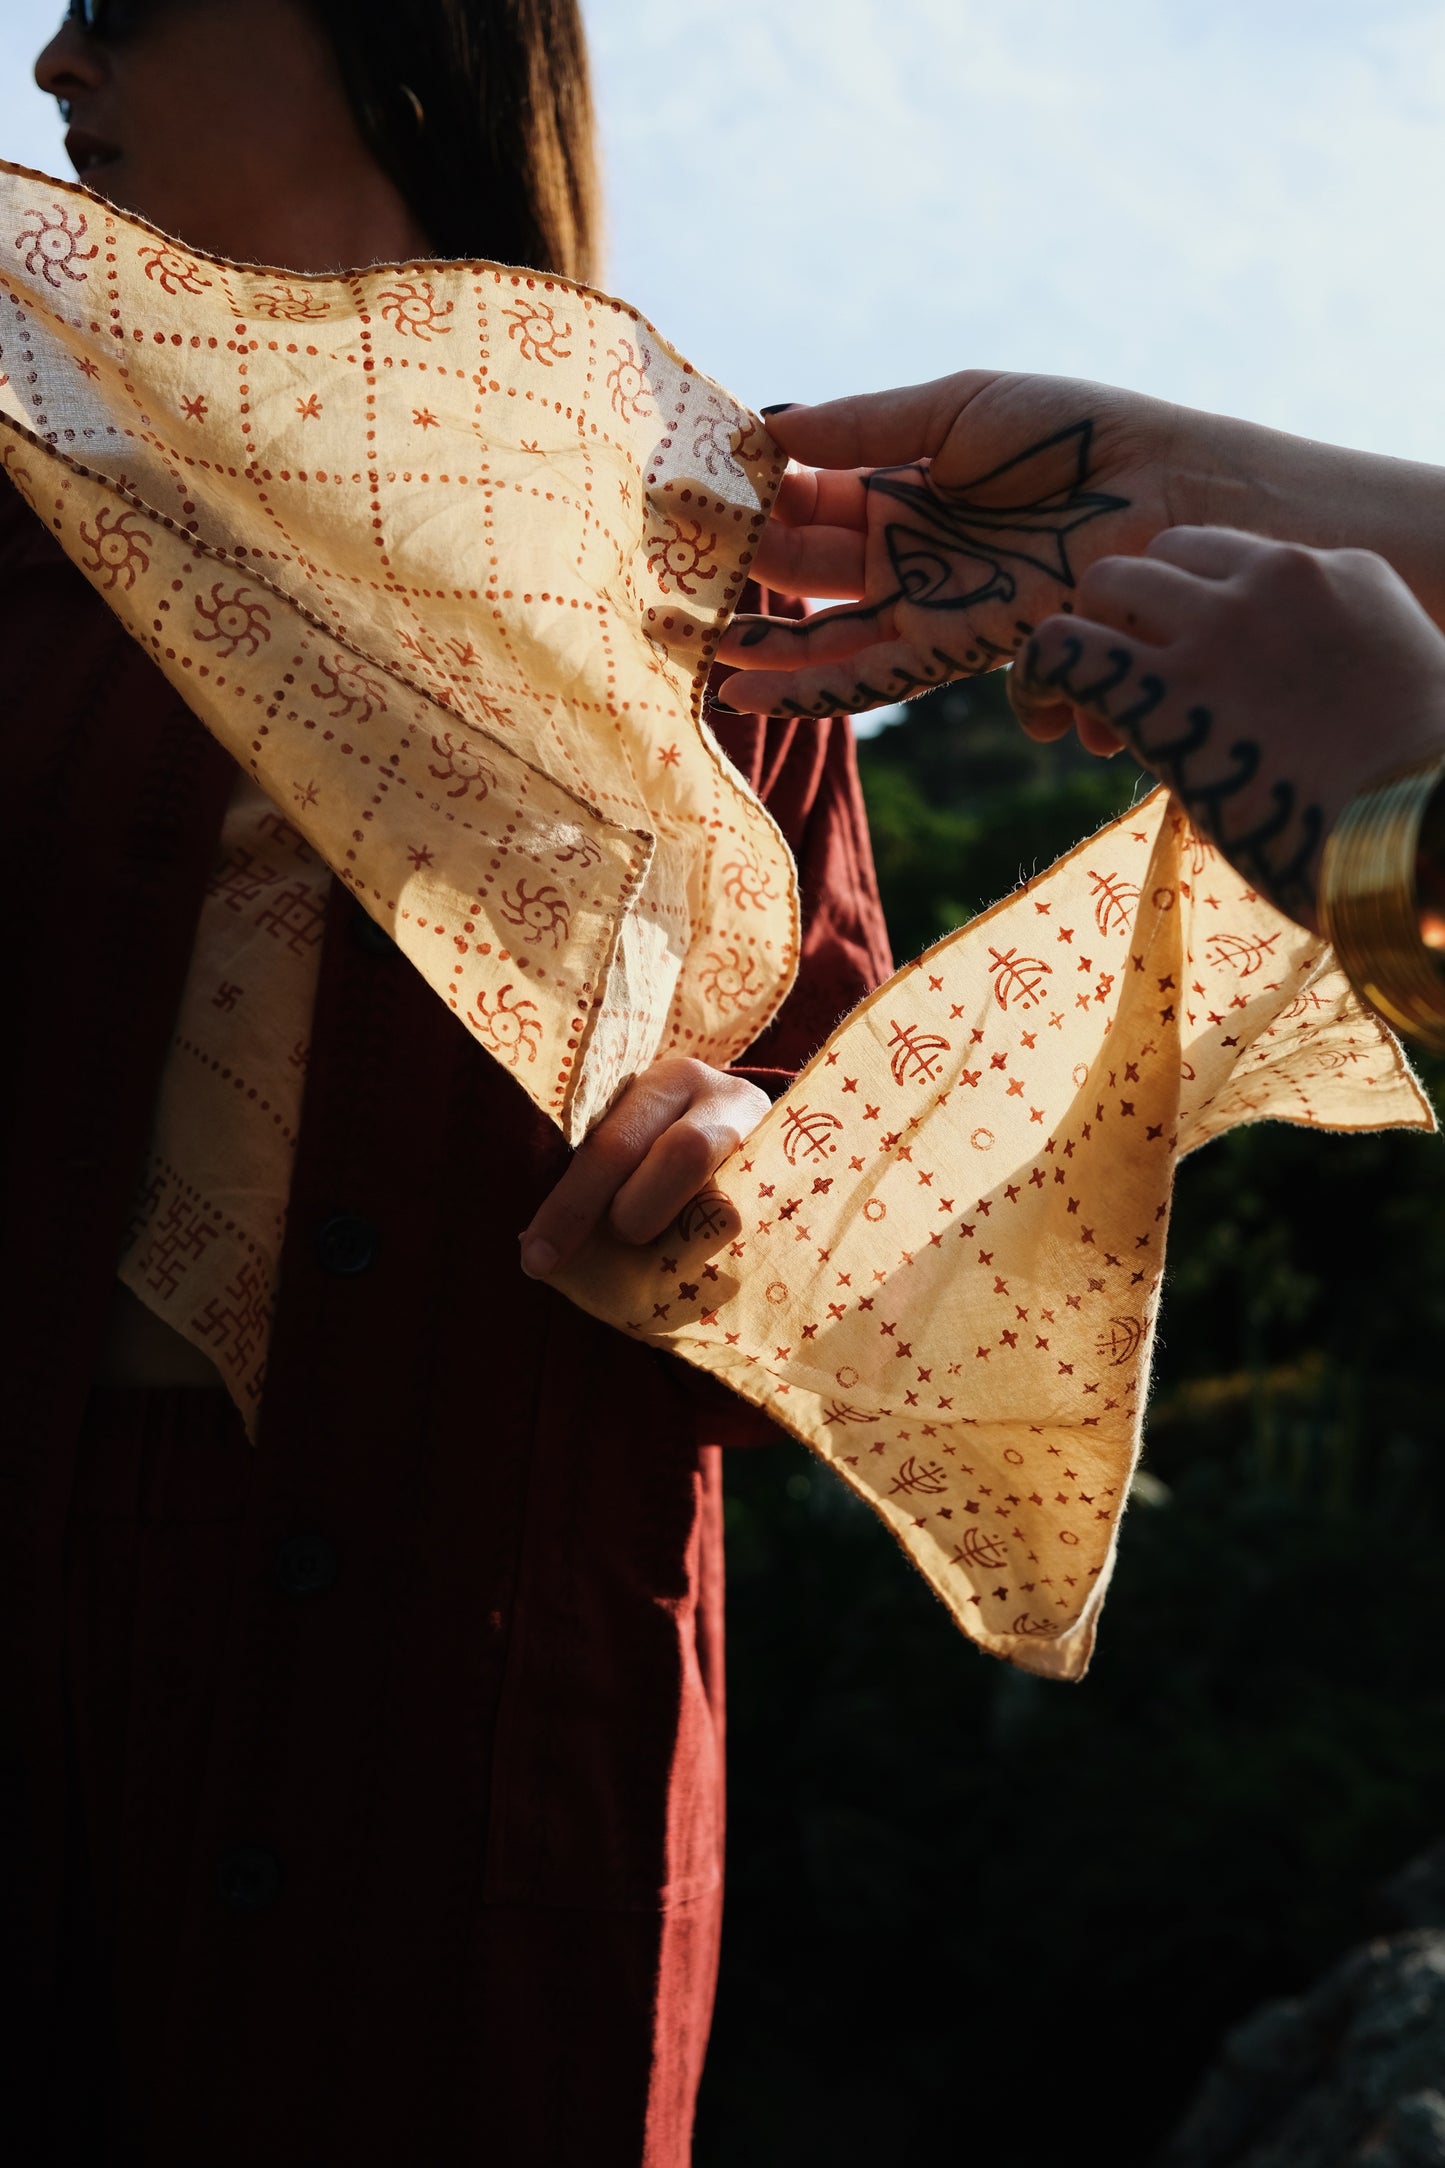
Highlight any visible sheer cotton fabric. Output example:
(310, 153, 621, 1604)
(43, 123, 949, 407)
(0, 163, 1431, 1670)
(555, 795, 1432, 1678)
(115, 773, 328, 1423)
(0, 163, 797, 1149)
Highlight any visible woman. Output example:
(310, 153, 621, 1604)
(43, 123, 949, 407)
(3, 5, 892, 2162)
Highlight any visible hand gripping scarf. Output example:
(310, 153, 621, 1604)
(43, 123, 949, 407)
(0, 163, 1431, 1676)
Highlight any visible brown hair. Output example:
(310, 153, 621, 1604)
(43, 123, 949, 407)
(308, 0, 602, 284)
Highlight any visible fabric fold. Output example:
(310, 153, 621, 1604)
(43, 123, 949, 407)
(0, 160, 796, 1144)
(554, 792, 1433, 1678)
(0, 164, 1431, 1671)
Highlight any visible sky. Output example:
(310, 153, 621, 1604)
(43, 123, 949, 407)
(3, 0, 1445, 465)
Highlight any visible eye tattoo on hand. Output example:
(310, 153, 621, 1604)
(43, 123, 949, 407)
(759, 419, 1132, 716)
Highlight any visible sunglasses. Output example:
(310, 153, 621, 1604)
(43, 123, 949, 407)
(65, 0, 159, 32)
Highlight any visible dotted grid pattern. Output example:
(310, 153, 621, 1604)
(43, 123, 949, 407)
(557, 792, 1434, 1679)
(0, 164, 795, 1144)
(115, 774, 327, 1424)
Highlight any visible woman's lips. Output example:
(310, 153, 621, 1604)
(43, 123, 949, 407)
(65, 128, 122, 178)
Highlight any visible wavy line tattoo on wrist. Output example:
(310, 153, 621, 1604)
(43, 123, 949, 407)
(730, 419, 1130, 717)
(1018, 635, 1325, 920)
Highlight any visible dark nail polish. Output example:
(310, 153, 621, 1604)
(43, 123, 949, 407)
(709, 697, 741, 714)
(760, 402, 801, 418)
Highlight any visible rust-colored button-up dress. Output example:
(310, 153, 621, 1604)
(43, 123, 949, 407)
(0, 477, 892, 2166)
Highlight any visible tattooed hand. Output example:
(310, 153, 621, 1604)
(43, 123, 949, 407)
(715, 371, 1175, 718)
(1011, 528, 1445, 930)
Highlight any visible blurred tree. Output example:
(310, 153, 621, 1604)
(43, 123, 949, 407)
(696, 683, 1445, 2168)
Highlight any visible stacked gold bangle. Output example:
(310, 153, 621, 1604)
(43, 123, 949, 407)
(1319, 753, 1445, 1054)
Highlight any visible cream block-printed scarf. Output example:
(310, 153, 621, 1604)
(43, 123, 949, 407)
(0, 162, 1430, 1673)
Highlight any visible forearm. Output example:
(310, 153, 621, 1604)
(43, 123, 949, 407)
(1176, 406, 1445, 630)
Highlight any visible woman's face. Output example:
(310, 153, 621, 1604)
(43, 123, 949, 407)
(34, 0, 430, 271)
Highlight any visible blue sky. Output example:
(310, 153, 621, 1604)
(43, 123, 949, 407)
(3, 0, 1444, 461)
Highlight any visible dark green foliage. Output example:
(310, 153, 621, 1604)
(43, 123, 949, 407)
(697, 686, 1445, 2168)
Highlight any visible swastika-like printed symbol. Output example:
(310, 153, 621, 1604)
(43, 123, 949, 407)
(256, 884, 326, 954)
(987, 946, 1053, 1012)
(193, 1256, 272, 1375)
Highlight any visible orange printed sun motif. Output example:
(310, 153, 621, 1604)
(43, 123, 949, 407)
(605, 338, 653, 424)
(138, 243, 212, 296)
(691, 393, 753, 478)
(503, 298, 573, 366)
(471, 983, 543, 1067)
(499, 880, 571, 948)
(646, 518, 719, 598)
(250, 280, 331, 323)
(428, 731, 497, 802)
(698, 945, 761, 1013)
(377, 281, 455, 340)
(311, 654, 388, 723)
(721, 857, 778, 910)
(14, 200, 95, 288)
(76, 505, 152, 591)
(192, 582, 271, 658)
(551, 830, 601, 869)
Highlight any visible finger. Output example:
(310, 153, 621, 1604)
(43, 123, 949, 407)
(1076, 710, 1128, 756)
(1145, 524, 1274, 577)
(1007, 662, 1127, 755)
(762, 372, 986, 471)
(1007, 661, 1076, 741)
(718, 597, 893, 673)
(607, 1096, 758, 1245)
(717, 630, 969, 718)
(1015, 617, 1160, 738)
(747, 521, 868, 600)
(1078, 553, 1214, 642)
(519, 1064, 700, 1274)
(768, 464, 871, 531)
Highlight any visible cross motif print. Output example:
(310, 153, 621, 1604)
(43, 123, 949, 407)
(555, 788, 1430, 1683)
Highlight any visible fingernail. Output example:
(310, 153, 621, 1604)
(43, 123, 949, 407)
(518, 1234, 558, 1279)
(760, 402, 800, 417)
(709, 696, 741, 714)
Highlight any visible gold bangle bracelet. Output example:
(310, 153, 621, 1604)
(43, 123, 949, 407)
(1319, 753, 1445, 1054)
